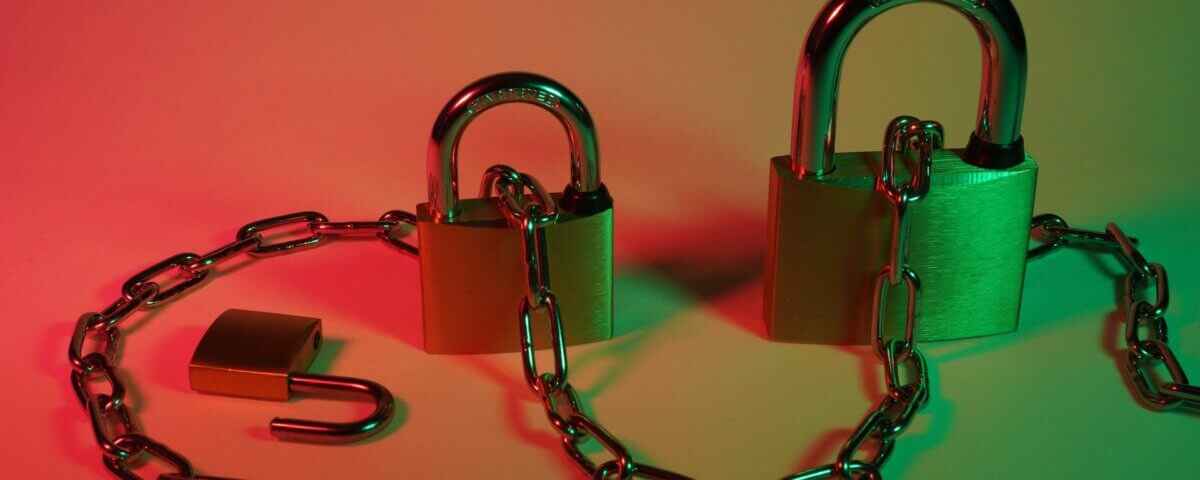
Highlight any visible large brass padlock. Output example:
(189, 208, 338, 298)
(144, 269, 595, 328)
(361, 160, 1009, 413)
(764, 0, 1038, 344)
(417, 72, 614, 354)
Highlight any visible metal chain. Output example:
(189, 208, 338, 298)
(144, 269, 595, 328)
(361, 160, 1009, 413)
(787, 117, 941, 480)
(486, 165, 692, 480)
(68, 165, 1192, 478)
(67, 209, 417, 479)
(1029, 214, 1200, 410)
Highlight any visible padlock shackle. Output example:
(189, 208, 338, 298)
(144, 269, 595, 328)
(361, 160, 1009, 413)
(269, 373, 396, 443)
(427, 72, 601, 220)
(792, 0, 1028, 176)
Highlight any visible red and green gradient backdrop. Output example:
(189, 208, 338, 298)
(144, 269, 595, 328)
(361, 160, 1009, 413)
(3, 1, 1197, 478)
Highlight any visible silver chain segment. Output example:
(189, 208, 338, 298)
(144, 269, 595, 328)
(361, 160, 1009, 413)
(1029, 214, 1200, 410)
(486, 164, 692, 480)
(67, 170, 1193, 478)
(67, 210, 418, 479)
(787, 117, 941, 480)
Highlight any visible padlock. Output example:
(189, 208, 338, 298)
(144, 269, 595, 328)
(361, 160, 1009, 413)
(189, 309, 395, 443)
(763, 0, 1038, 344)
(417, 72, 614, 354)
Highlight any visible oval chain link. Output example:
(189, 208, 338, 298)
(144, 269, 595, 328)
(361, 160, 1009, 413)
(68, 209, 417, 479)
(1029, 215, 1198, 410)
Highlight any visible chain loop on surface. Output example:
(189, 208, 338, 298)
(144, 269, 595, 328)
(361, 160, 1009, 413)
(68, 209, 418, 478)
(1030, 215, 1198, 411)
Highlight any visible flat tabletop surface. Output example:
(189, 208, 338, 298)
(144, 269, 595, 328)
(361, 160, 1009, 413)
(4, 1, 1198, 478)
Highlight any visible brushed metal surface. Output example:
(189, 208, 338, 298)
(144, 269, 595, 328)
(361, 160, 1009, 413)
(417, 195, 613, 354)
(188, 309, 322, 401)
(764, 150, 1037, 344)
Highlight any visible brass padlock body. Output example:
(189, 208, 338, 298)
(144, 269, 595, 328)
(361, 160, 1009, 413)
(417, 195, 613, 354)
(189, 309, 321, 401)
(764, 151, 1037, 344)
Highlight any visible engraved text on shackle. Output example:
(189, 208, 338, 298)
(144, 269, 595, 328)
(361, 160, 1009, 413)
(468, 87, 561, 115)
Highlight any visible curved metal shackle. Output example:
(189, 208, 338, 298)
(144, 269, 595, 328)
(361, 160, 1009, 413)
(269, 373, 396, 443)
(792, 0, 1028, 176)
(426, 72, 601, 220)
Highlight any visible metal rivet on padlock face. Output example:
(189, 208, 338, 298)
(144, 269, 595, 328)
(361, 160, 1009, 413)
(189, 309, 395, 443)
(416, 72, 614, 354)
(763, 0, 1039, 345)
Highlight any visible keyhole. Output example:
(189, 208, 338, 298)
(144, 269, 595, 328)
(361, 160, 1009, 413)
(313, 331, 322, 351)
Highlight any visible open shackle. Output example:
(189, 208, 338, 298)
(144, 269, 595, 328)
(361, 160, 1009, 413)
(792, 0, 1028, 176)
(269, 373, 395, 443)
(188, 309, 397, 444)
(426, 72, 603, 220)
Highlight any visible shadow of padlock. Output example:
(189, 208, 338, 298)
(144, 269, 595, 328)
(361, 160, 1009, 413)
(416, 73, 614, 354)
(764, 0, 1038, 344)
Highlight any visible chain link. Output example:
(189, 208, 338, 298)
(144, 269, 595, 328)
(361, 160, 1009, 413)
(488, 164, 692, 480)
(68, 209, 417, 478)
(1030, 214, 1199, 410)
(789, 117, 940, 480)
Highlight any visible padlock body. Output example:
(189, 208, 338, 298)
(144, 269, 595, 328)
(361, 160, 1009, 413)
(189, 309, 322, 401)
(764, 150, 1037, 344)
(417, 195, 613, 354)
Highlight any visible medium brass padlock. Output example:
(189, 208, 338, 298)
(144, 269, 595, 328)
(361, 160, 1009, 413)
(764, 0, 1038, 344)
(417, 72, 614, 354)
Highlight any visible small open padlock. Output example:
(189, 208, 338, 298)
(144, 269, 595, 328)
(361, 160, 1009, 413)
(764, 0, 1038, 344)
(189, 309, 394, 443)
(416, 72, 614, 354)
